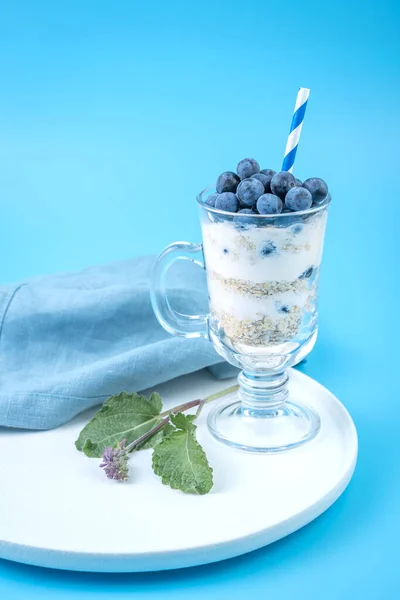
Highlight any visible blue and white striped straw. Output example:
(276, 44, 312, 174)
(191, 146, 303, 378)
(281, 87, 310, 173)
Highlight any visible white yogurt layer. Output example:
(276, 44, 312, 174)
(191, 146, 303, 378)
(202, 213, 327, 283)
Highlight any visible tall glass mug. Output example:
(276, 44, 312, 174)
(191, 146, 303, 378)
(151, 187, 330, 453)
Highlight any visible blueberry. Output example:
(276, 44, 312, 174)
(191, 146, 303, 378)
(233, 208, 257, 230)
(295, 178, 302, 186)
(260, 168, 276, 178)
(205, 193, 219, 207)
(302, 177, 328, 205)
(277, 304, 290, 313)
(251, 172, 273, 193)
(236, 158, 260, 180)
(274, 207, 294, 225)
(291, 223, 303, 235)
(257, 193, 283, 215)
(237, 178, 264, 207)
(270, 171, 296, 199)
(215, 192, 239, 212)
(223, 248, 229, 254)
(260, 241, 277, 256)
(276, 213, 299, 227)
(216, 171, 240, 194)
(285, 187, 312, 211)
(299, 266, 314, 279)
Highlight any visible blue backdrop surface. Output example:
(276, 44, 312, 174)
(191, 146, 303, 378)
(0, 0, 399, 598)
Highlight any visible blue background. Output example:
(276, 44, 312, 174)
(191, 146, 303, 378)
(0, 0, 399, 598)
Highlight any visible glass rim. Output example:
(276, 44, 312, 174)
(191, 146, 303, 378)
(196, 186, 331, 218)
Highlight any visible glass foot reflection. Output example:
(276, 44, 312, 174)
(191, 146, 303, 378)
(207, 397, 320, 454)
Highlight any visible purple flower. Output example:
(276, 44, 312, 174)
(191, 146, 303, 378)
(100, 440, 129, 482)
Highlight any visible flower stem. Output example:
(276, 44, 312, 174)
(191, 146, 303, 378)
(125, 383, 239, 453)
(125, 416, 170, 453)
(196, 384, 239, 418)
(204, 384, 239, 404)
(159, 398, 201, 418)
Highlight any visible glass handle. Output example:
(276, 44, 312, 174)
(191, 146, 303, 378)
(150, 241, 209, 339)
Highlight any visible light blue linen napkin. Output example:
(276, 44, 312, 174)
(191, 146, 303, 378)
(0, 256, 238, 430)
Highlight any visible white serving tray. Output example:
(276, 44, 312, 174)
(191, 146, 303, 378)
(0, 368, 357, 572)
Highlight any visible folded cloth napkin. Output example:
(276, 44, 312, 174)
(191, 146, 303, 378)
(0, 256, 238, 430)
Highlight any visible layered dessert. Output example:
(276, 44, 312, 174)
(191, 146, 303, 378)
(200, 158, 329, 354)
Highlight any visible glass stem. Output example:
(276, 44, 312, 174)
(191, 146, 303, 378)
(238, 370, 289, 412)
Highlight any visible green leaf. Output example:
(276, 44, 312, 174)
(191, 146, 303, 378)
(170, 412, 196, 432)
(75, 391, 164, 457)
(152, 413, 213, 495)
(148, 392, 162, 413)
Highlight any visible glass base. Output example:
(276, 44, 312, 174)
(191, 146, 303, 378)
(207, 397, 321, 454)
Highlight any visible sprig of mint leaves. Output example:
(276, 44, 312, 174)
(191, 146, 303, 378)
(75, 384, 238, 495)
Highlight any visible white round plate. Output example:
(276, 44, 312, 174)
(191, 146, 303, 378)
(0, 369, 357, 572)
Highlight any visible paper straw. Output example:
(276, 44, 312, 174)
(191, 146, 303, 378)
(281, 87, 310, 172)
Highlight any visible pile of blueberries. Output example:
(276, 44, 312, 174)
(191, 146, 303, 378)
(205, 158, 329, 215)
